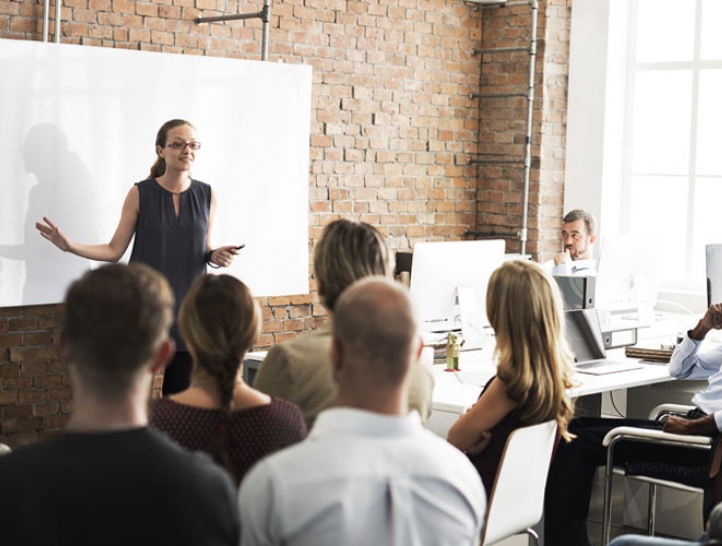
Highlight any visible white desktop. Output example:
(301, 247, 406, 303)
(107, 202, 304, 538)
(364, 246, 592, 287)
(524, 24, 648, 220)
(595, 234, 659, 327)
(409, 239, 506, 351)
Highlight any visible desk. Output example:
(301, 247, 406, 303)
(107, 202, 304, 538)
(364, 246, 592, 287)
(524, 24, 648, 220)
(427, 346, 674, 438)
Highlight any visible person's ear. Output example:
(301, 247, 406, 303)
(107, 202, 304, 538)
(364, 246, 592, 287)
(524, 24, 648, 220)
(316, 280, 327, 304)
(150, 338, 175, 374)
(330, 337, 343, 384)
(589, 234, 597, 245)
(410, 334, 423, 366)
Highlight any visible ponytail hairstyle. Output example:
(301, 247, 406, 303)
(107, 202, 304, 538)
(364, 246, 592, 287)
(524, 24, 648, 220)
(486, 260, 576, 442)
(148, 119, 195, 179)
(178, 274, 261, 485)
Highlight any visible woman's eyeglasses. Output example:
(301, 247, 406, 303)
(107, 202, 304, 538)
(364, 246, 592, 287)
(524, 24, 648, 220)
(167, 141, 201, 151)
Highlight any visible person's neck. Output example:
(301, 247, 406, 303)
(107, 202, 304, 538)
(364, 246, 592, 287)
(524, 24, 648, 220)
(335, 387, 408, 417)
(171, 371, 270, 410)
(68, 388, 149, 432)
(156, 172, 190, 194)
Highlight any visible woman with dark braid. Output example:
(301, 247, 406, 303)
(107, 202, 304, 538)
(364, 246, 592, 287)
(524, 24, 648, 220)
(149, 274, 306, 484)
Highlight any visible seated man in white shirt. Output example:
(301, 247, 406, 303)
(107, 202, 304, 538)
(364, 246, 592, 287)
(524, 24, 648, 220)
(239, 277, 486, 546)
(544, 303, 722, 546)
(551, 208, 597, 276)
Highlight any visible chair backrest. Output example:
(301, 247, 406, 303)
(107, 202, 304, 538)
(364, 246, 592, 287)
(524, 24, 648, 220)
(480, 420, 558, 546)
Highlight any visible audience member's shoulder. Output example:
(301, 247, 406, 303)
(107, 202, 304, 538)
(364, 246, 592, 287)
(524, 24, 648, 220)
(268, 395, 304, 414)
(0, 434, 75, 475)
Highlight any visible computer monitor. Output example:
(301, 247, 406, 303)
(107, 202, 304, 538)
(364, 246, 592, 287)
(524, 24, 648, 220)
(409, 239, 506, 348)
(706, 244, 722, 307)
(595, 235, 657, 322)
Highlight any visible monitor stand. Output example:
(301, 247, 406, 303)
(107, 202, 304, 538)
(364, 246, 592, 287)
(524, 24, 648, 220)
(456, 286, 489, 351)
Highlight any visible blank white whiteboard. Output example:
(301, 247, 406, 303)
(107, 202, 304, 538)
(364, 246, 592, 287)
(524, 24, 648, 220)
(0, 38, 311, 306)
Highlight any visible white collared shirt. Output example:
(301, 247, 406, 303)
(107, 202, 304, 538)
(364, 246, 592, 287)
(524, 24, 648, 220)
(551, 258, 596, 276)
(239, 408, 485, 546)
(669, 333, 722, 430)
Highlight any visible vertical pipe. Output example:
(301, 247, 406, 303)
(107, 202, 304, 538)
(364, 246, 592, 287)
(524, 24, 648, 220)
(54, 0, 62, 43)
(519, 0, 538, 256)
(261, 0, 270, 61)
(42, 0, 50, 42)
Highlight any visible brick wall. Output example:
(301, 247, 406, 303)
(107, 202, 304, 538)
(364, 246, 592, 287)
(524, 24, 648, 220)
(473, 0, 571, 257)
(0, 0, 570, 447)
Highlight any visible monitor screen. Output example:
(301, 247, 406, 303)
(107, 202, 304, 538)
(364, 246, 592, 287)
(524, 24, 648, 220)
(409, 240, 506, 333)
(595, 234, 657, 315)
(706, 244, 722, 307)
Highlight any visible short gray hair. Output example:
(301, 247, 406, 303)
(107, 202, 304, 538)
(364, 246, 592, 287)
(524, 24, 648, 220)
(563, 209, 596, 236)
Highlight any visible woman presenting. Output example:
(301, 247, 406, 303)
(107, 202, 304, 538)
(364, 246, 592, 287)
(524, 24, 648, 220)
(36, 119, 239, 395)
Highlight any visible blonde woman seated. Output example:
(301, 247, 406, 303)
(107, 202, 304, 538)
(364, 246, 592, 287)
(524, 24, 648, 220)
(150, 274, 306, 485)
(447, 259, 575, 496)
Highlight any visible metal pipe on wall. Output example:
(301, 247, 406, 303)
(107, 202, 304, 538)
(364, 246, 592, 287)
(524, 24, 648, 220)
(195, 0, 271, 61)
(55, 0, 62, 43)
(469, 0, 539, 256)
(519, 0, 538, 256)
(42, 0, 50, 42)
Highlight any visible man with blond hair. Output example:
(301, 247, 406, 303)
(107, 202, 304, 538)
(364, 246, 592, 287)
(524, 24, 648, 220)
(240, 277, 485, 546)
(254, 218, 434, 430)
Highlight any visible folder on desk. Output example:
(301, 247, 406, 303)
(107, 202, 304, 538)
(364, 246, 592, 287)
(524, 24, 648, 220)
(624, 345, 673, 363)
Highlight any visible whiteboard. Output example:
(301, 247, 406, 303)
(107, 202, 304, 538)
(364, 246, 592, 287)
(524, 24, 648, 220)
(0, 38, 311, 306)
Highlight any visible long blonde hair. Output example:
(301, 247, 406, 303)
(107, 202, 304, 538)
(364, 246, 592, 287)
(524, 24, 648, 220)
(486, 260, 575, 441)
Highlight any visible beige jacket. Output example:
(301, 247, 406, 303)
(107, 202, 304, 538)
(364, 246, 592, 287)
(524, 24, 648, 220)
(253, 324, 435, 431)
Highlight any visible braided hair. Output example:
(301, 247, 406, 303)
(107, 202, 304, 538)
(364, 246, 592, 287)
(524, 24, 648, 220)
(178, 274, 261, 485)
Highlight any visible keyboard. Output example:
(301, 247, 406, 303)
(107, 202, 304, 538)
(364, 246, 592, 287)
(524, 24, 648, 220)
(575, 359, 643, 375)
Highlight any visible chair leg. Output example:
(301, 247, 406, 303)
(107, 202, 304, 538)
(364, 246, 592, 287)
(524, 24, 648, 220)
(647, 483, 657, 536)
(602, 460, 615, 545)
(524, 527, 540, 546)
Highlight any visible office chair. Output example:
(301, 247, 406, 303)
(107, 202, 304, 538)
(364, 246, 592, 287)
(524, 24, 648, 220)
(479, 420, 558, 546)
(601, 404, 715, 545)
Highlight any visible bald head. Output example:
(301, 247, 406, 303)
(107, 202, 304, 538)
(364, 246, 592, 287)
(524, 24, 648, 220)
(332, 277, 419, 396)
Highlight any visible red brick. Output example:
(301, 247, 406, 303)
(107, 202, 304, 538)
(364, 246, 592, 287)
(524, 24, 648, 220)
(47, 388, 73, 401)
(3, 378, 33, 390)
(6, 405, 33, 419)
(11, 347, 39, 363)
(0, 391, 17, 405)
(18, 390, 46, 404)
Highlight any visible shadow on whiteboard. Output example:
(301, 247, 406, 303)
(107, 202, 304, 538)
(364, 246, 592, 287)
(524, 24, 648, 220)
(0, 124, 96, 305)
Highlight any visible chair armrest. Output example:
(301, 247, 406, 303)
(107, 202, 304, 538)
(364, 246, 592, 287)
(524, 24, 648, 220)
(647, 403, 696, 420)
(602, 426, 714, 449)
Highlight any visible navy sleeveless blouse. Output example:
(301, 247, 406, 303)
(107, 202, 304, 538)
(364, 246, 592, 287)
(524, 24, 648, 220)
(129, 179, 211, 350)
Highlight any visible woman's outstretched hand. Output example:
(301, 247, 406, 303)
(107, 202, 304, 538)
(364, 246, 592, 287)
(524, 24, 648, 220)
(36, 217, 71, 252)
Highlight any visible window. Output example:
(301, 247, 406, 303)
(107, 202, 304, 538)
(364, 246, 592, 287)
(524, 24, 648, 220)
(624, 0, 722, 291)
